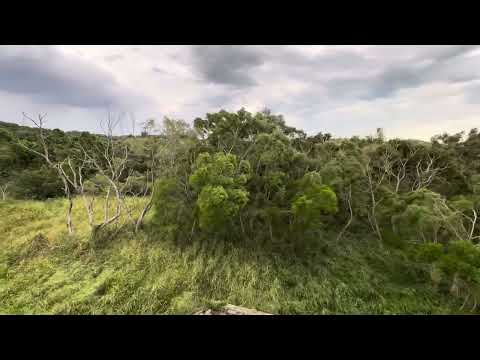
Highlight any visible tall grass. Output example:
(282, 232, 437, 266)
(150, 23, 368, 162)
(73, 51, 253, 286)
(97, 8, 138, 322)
(0, 199, 465, 314)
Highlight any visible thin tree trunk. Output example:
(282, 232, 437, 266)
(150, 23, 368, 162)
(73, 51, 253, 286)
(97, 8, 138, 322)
(468, 209, 477, 242)
(66, 194, 74, 235)
(268, 220, 273, 242)
(395, 175, 401, 193)
(367, 174, 382, 242)
(188, 219, 196, 242)
(337, 185, 353, 242)
(420, 231, 427, 243)
(59, 173, 74, 235)
(135, 201, 152, 233)
(450, 272, 460, 297)
(460, 293, 470, 311)
(82, 194, 95, 228)
(239, 212, 246, 237)
(104, 186, 111, 222)
(91, 205, 121, 239)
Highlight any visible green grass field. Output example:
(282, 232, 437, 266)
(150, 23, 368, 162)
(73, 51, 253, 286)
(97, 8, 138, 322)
(0, 199, 466, 314)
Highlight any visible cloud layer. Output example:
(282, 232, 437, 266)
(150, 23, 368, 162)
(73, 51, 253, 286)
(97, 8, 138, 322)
(0, 46, 149, 109)
(1, 45, 480, 139)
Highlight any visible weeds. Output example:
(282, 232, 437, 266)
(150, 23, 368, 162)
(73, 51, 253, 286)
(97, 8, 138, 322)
(0, 199, 468, 314)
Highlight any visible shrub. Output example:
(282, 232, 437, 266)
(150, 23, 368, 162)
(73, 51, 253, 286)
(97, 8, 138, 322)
(11, 167, 64, 200)
(291, 172, 338, 231)
(189, 152, 251, 234)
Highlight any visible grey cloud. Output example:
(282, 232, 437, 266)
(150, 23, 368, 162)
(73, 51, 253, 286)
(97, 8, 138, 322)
(364, 45, 477, 63)
(0, 46, 149, 109)
(275, 46, 370, 72)
(462, 81, 480, 104)
(152, 66, 169, 74)
(191, 46, 266, 87)
(191, 45, 480, 118)
(323, 46, 480, 100)
(104, 54, 124, 62)
(410, 45, 478, 63)
(357, 66, 424, 100)
(309, 49, 370, 72)
(3, 45, 480, 138)
(228, 45, 480, 134)
(206, 93, 235, 109)
(426, 53, 480, 84)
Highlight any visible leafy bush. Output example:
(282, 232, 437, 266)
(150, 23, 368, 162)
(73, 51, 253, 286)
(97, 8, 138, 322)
(189, 152, 251, 234)
(291, 172, 338, 231)
(152, 178, 192, 233)
(11, 167, 64, 200)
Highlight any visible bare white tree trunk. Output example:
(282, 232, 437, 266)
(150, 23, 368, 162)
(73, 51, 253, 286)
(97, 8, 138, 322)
(412, 155, 447, 191)
(385, 143, 418, 193)
(131, 147, 159, 233)
(0, 184, 8, 201)
(16, 113, 81, 234)
(63, 182, 74, 235)
(81, 194, 95, 228)
(135, 200, 153, 233)
(365, 163, 384, 242)
(433, 201, 468, 241)
(468, 209, 478, 242)
(337, 185, 353, 242)
(79, 113, 131, 237)
(104, 186, 111, 222)
(457, 208, 479, 242)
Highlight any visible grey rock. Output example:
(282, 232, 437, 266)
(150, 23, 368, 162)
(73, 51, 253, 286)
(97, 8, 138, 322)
(194, 304, 272, 315)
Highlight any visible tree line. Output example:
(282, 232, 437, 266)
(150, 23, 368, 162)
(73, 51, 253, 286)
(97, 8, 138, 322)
(1, 109, 480, 310)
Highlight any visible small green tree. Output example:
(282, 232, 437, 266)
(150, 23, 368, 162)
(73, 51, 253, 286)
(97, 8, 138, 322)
(291, 172, 338, 231)
(196, 185, 249, 231)
(151, 177, 194, 241)
(189, 152, 251, 234)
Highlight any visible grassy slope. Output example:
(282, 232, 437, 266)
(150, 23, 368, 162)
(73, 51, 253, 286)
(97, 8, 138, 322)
(0, 199, 464, 314)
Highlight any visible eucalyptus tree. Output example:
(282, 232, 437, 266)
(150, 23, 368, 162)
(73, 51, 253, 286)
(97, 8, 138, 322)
(189, 152, 251, 236)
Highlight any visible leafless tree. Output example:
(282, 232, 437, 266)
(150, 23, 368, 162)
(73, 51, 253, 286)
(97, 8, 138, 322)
(16, 113, 76, 234)
(150, 117, 199, 234)
(385, 142, 419, 193)
(432, 198, 468, 242)
(363, 148, 392, 242)
(81, 113, 164, 235)
(365, 163, 384, 242)
(133, 166, 156, 233)
(412, 154, 448, 191)
(129, 112, 136, 137)
(455, 207, 480, 242)
(55, 152, 101, 231)
(79, 113, 130, 236)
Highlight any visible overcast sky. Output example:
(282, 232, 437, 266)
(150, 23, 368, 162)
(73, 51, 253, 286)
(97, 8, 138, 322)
(1, 45, 480, 139)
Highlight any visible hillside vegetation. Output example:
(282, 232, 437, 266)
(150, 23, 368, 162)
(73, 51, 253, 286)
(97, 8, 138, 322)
(1, 109, 480, 314)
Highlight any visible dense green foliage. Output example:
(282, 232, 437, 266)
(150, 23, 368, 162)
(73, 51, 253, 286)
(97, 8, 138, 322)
(0, 199, 464, 314)
(2, 108, 480, 314)
(0, 121, 105, 200)
(189, 152, 250, 232)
